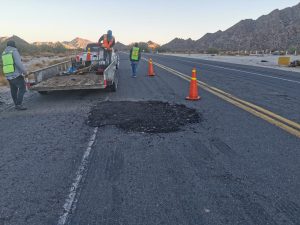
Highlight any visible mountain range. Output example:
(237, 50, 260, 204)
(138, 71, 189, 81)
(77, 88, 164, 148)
(33, 37, 92, 49)
(162, 2, 300, 52)
(2, 2, 299, 54)
(0, 36, 94, 54)
(0, 35, 160, 54)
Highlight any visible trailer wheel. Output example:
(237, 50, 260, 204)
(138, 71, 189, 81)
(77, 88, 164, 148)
(38, 91, 48, 95)
(108, 70, 118, 92)
(109, 82, 117, 92)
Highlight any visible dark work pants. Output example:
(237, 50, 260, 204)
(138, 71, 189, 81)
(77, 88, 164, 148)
(8, 76, 26, 106)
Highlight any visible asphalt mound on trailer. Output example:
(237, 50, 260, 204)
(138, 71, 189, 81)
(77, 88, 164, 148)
(88, 101, 201, 133)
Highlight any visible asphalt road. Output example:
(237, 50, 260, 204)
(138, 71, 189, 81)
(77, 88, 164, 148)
(0, 53, 299, 225)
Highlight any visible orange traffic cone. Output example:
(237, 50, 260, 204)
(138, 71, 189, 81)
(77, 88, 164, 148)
(186, 68, 201, 101)
(86, 48, 91, 62)
(148, 58, 155, 76)
(76, 55, 80, 62)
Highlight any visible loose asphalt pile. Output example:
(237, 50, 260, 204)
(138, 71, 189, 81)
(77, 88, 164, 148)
(88, 101, 201, 133)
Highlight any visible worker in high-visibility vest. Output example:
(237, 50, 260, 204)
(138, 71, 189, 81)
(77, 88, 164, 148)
(98, 30, 115, 65)
(129, 43, 141, 78)
(1, 40, 28, 110)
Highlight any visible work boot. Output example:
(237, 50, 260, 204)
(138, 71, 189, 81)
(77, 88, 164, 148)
(15, 105, 27, 110)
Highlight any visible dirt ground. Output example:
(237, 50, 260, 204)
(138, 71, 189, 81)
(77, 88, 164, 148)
(23, 55, 72, 72)
(0, 75, 9, 86)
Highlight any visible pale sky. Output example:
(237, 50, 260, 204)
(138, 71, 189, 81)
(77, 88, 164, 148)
(0, 0, 299, 45)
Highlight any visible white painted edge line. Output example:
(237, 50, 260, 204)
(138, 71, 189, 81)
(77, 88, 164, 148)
(57, 127, 99, 225)
(162, 56, 300, 85)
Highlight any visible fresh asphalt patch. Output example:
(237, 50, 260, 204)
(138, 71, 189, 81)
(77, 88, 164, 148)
(88, 101, 201, 133)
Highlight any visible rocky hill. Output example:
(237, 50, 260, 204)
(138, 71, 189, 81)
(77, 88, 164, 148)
(125, 41, 160, 52)
(0, 35, 36, 54)
(161, 38, 196, 52)
(114, 42, 129, 51)
(162, 2, 300, 52)
(147, 41, 160, 49)
(0, 37, 9, 43)
(63, 37, 92, 49)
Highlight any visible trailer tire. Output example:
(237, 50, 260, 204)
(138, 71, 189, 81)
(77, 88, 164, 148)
(38, 91, 48, 95)
(109, 82, 117, 92)
(109, 70, 118, 92)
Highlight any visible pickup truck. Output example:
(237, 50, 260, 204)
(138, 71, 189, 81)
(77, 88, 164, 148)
(29, 44, 119, 94)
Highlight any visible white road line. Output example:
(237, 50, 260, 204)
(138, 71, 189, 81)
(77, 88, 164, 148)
(161, 56, 300, 85)
(57, 127, 99, 225)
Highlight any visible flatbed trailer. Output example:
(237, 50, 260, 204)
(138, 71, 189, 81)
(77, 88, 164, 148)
(29, 48, 119, 93)
(30, 74, 105, 91)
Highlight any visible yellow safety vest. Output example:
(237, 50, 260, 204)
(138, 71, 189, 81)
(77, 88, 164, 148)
(131, 47, 140, 61)
(2, 51, 15, 75)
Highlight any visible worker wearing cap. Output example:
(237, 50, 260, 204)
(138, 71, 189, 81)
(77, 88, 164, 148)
(2, 40, 28, 110)
(129, 43, 141, 78)
(98, 30, 115, 64)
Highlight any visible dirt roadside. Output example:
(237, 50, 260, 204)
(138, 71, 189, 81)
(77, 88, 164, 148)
(163, 53, 300, 73)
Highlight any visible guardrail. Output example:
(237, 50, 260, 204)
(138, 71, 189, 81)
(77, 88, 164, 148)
(30, 60, 71, 83)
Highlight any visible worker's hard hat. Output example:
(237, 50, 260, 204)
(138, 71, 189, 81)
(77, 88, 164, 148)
(107, 30, 112, 35)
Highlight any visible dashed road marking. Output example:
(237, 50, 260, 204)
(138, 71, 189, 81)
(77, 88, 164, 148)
(57, 127, 98, 225)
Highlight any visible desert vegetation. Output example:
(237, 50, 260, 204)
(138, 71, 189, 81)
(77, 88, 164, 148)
(0, 71, 8, 86)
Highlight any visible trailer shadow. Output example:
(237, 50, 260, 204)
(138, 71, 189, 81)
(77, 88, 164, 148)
(35, 89, 110, 101)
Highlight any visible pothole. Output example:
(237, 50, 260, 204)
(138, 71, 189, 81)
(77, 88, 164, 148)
(88, 101, 201, 133)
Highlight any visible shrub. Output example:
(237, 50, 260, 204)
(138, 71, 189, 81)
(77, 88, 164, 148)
(0, 73, 9, 86)
(207, 48, 219, 54)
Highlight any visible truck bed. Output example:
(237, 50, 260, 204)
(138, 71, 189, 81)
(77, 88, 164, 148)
(30, 74, 105, 91)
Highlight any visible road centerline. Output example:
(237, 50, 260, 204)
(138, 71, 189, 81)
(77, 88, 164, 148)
(148, 59, 300, 138)
(158, 56, 300, 85)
